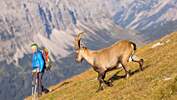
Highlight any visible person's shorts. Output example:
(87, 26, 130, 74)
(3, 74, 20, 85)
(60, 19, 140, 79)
(32, 67, 40, 73)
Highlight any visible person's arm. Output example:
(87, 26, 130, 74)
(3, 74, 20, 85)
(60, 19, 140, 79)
(32, 56, 34, 68)
(37, 52, 44, 72)
(32, 54, 39, 69)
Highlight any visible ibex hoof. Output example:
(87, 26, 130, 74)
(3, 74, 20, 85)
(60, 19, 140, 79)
(108, 83, 113, 87)
(104, 81, 113, 87)
(96, 87, 103, 92)
(126, 74, 130, 78)
(140, 59, 144, 71)
(140, 68, 143, 71)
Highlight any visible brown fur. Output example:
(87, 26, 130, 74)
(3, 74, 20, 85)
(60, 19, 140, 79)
(74, 33, 143, 92)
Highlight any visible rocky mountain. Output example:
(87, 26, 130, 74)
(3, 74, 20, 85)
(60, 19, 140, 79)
(113, 0, 177, 42)
(0, 0, 177, 100)
(0, 0, 144, 65)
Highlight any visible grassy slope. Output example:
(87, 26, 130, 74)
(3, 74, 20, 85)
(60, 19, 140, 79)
(26, 32, 177, 100)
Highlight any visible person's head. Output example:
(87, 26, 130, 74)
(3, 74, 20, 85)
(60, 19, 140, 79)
(31, 43, 38, 53)
(41, 46, 48, 53)
(44, 48, 48, 52)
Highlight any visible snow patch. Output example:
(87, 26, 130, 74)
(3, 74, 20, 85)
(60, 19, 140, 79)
(163, 77, 172, 81)
(151, 42, 164, 48)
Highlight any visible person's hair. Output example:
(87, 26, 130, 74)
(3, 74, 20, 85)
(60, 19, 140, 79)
(41, 46, 48, 52)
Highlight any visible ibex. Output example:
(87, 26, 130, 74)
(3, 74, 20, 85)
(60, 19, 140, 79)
(74, 32, 144, 92)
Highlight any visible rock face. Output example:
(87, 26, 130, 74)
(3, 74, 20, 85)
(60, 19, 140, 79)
(0, 0, 176, 100)
(0, 0, 144, 64)
(113, 0, 177, 42)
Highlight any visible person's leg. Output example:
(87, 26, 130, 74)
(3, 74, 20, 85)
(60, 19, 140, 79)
(39, 71, 50, 94)
(40, 72, 44, 92)
(32, 72, 35, 95)
(38, 72, 43, 95)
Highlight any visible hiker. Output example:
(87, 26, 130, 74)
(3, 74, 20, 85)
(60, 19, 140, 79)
(31, 43, 45, 96)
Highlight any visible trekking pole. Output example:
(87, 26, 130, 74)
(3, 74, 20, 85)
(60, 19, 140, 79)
(32, 72, 36, 100)
(32, 72, 39, 100)
(32, 79, 34, 100)
(33, 73, 36, 100)
(36, 72, 39, 100)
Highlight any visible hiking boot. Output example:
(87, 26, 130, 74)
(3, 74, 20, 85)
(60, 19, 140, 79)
(37, 92, 42, 97)
(43, 88, 50, 94)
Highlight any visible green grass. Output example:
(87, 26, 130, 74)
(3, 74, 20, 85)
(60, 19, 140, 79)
(26, 32, 177, 100)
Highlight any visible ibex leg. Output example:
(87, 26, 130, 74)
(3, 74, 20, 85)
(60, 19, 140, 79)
(122, 64, 130, 78)
(96, 72, 105, 92)
(131, 55, 144, 71)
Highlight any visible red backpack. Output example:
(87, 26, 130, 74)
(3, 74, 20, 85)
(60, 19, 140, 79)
(42, 48, 52, 71)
